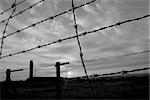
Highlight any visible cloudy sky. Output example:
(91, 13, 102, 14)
(0, 0, 149, 81)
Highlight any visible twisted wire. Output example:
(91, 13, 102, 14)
(0, 0, 17, 58)
(99, 67, 150, 76)
(0, 0, 45, 24)
(0, 0, 97, 40)
(0, 15, 149, 60)
(72, 0, 95, 96)
(0, 0, 25, 15)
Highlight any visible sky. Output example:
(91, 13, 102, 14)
(0, 0, 149, 81)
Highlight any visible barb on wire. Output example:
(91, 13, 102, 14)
(0, 14, 149, 60)
(72, 0, 95, 96)
(0, 67, 28, 73)
(0, 0, 25, 16)
(0, 0, 97, 40)
(0, 0, 45, 24)
(0, 0, 17, 58)
(99, 67, 150, 77)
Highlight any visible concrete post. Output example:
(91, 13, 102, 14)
(55, 62, 61, 98)
(30, 60, 33, 78)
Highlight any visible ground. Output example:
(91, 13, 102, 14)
(0, 73, 149, 100)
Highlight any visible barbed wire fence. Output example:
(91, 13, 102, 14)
(0, 0, 17, 58)
(0, 0, 45, 24)
(0, 14, 149, 59)
(0, 0, 149, 97)
(0, 0, 25, 16)
(0, 0, 97, 40)
(91, 67, 150, 77)
(0, 50, 149, 73)
(71, 0, 95, 96)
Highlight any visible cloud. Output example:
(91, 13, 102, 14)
(82, 5, 97, 15)
(28, 0, 44, 7)
(63, 13, 89, 28)
(50, 44, 76, 54)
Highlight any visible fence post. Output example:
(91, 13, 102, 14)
(55, 62, 69, 98)
(30, 60, 33, 78)
(6, 69, 11, 82)
(55, 62, 61, 98)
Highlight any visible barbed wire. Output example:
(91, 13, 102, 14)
(0, 0, 45, 24)
(0, 68, 29, 74)
(0, 14, 149, 60)
(72, 0, 95, 96)
(98, 67, 150, 77)
(0, 67, 149, 78)
(87, 56, 148, 67)
(0, 0, 25, 16)
(0, 0, 97, 40)
(0, 50, 148, 73)
(0, 0, 17, 58)
(0, 50, 148, 72)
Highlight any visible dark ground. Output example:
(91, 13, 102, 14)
(0, 73, 149, 100)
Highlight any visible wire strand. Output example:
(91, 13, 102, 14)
(0, 0, 17, 58)
(0, 0, 25, 16)
(0, 0, 45, 24)
(72, 0, 95, 97)
(0, 0, 97, 40)
(99, 67, 150, 76)
(0, 14, 149, 60)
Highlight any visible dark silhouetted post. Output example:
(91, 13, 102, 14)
(30, 60, 33, 78)
(55, 62, 61, 98)
(6, 69, 11, 82)
(4, 68, 23, 97)
(55, 62, 69, 98)
(5, 69, 24, 82)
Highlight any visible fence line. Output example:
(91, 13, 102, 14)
(0, 67, 149, 77)
(72, 0, 95, 96)
(0, 0, 17, 58)
(0, 0, 97, 40)
(0, 14, 149, 60)
(0, 0, 45, 24)
(0, 50, 148, 72)
(0, 0, 25, 16)
(98, 67, 150, 77)
(0, 0, 149, 97)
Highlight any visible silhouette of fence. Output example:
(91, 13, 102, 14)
(0, 0, 149, 98)
(91, 67, 150, 77)
(71, 0, 95, 96)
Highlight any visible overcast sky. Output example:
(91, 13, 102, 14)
(0, 0, 149, 81)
